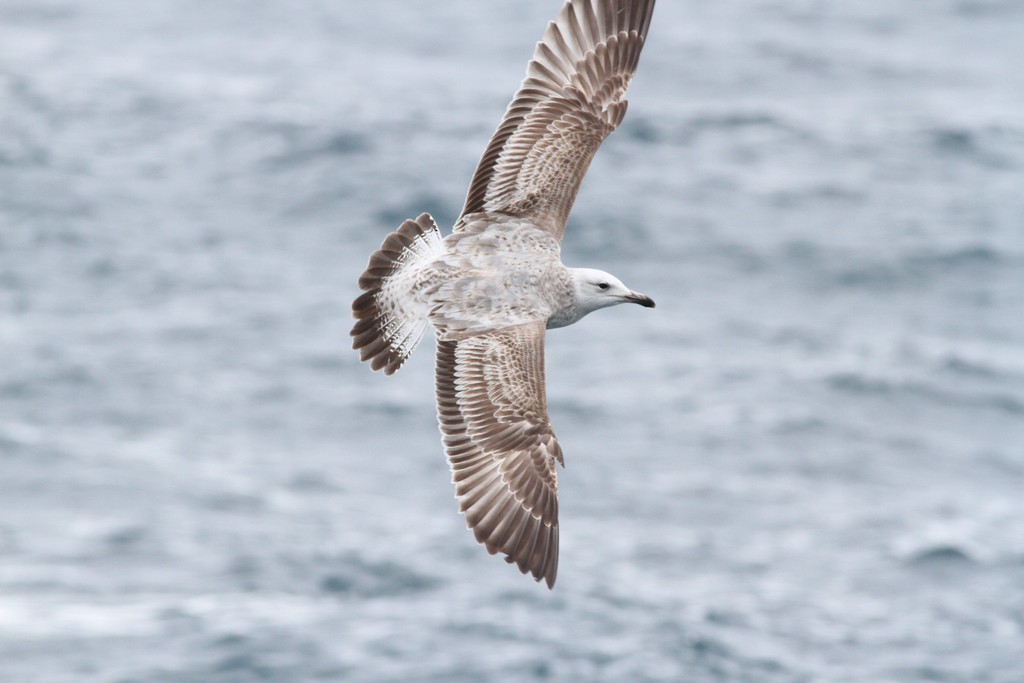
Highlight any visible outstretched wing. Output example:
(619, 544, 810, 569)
(456, 0, 656, 240)
(435, 322, 562, 588)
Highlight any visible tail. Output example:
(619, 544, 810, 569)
(351, 213, 443, 374)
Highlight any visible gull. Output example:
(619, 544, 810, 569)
(351, 0, 656, 588)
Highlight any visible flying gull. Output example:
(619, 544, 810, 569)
(351, 0, 656, 588)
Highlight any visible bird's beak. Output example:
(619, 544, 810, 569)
(624, 291, 656, 308)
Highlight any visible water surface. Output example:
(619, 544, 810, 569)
(2, 1, 1023, 681)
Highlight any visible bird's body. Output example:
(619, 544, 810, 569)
(411, 215, 573, 336)
(351, 0, 657, 588)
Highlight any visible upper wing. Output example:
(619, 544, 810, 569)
(434, 321, 563, 588)
(456, 0, 656, 240)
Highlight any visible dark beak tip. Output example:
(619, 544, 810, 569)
(628, 293, 656, 308)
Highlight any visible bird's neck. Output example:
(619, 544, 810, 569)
(546, 268, 587, 329)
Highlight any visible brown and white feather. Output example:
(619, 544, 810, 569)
(456, 0, 656, 239)
(351, 213, 443, 374)
(435, 321, 562, 587)
(352, 0, 659, 589)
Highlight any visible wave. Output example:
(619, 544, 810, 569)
(773, 241, 1013, 290)
(954, 0, 1024, 18)
(906, 545, 976, 567)
(928, 126, 1019, 169)
(623, 110, 813, 146)
(942, 355, 1008, 379)
(317, 553, 439, 598)
(826, 372, 1024, 415)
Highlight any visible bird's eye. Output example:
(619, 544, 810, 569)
(598, 282, 609, 290)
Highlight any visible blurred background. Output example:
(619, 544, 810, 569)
(2, 1, 1023, 681)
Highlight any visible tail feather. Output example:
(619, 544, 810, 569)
(351, 213, 442, 374)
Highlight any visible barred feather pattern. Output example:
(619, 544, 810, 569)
(456, 0, 656, 238)
(350, 0, 659, 589)
(435, 321, 562, 588)
(351, 213, 443, 375)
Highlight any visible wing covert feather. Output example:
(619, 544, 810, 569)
(435, 322, 562, 587)
(456, 0, 656, 239)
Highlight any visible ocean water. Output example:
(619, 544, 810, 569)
(2, 0, 1023, 681)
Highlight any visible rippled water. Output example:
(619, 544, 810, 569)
(2, 1, 1023, 681)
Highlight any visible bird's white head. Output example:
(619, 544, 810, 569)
(568, 267, 655, 319)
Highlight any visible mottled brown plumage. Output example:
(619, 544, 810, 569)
(351, 0, 657, 588)
(458, 0, 655, 238)
(435, 322, 561, 586)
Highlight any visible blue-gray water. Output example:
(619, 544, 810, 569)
(2, 1, 1023, 681)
